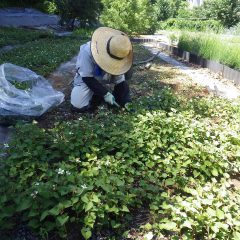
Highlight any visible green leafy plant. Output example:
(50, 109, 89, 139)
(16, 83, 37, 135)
(0, 27, 54, 48)
(100, 0, 157, 34)
(0, 37, 83, 76)
(1, 87, 240, 239)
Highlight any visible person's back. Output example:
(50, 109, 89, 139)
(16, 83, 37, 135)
(71, 27, 133, 112)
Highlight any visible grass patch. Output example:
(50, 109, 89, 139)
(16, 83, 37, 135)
(72, 28, 94, 39)
(0, 27, 54, 48)
(0, 37, 82, 76)
(178, 32, 240, 70)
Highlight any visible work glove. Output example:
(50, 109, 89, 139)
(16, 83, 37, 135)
(104, 92, 120, 107)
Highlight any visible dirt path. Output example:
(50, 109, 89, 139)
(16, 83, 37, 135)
(143, 42, 240, 100)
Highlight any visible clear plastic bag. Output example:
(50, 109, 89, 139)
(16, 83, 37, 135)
(0, 63, 65, 116)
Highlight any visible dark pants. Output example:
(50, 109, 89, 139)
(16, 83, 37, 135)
(71, 81, 131, 113)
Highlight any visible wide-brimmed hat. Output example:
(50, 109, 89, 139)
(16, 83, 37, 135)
(91, 27, 133, 76)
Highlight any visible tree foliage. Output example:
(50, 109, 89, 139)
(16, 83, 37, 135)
(0, 0, 46, 10)
(54, 0, 101, 29)
(100, 0, 157, 34)
(200, 0, 240, 27)
(154, 0, 187, 21)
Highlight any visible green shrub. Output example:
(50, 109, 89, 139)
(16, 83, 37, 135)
(153, 0, 185, 21)
(0, 0, 50, 12)
(178, 32, 240, 70)
(151, 179, 240, 239)
(159, 18, 224, 33)
(100, 0, 157, 34)
(199, 0, 240, 28)
(1, 88, 240, 239)
(55, 0, 101, 30)
(182, 0, 240, 28)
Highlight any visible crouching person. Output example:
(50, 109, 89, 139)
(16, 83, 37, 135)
(71, 27, 133, 112)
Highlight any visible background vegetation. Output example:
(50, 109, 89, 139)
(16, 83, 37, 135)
(0, 27, 53, 48)
(0, 27, 84, 76)
(178, 32, 240, 70)
(0, 0, 239, 33)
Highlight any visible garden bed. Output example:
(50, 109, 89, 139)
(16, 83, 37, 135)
(0, 36, 82, 76)
(0, 27, 54, 48)
(1, 34, 240, 240)
(0, 27, 240, 240)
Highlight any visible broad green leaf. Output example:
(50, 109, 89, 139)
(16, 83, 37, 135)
(84, 215, 95, 228)
(202, 198, 213, 205)
(62, 200, 72, 208)
(211, 168, 218, 177)
(161, 202, 171, 210)
(216, 209, 225, 220)
(159, 222, 177, 230)
(57, 215, 69, 226)
(182, 220, 192, 229)
(161, 173, 168, 178)
(165, 178, 175, 186)
(81, 194, 89, 203)
(40, 210, 49, 221)
(111, 220, 121, 228)
(28, 209, 39, 218)
(233, 232, 240, 240)
(85, 202, 93, 211)
(81, 228, 92, 240)
(49, 206, 61, 216)
(28, 219, 40, 229)
(144, 223, 152, 230)
(211, 224, 219, 233)
(71, 197, 79, 204)
(207, 207, 216, 217)
(193, 170, 200, 178)
(122, 205, 129, 212)
(92, 194, 100, 203)
(16, 199, 31, 211)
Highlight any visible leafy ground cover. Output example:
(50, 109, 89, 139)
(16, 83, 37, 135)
(0, 27, 54, 48)
(178, 32, 240, 71)
(0, 36, 82, 76)
(1, 43, 240, 240)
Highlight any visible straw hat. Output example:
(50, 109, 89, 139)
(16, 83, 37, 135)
(91, 27, 133, 76)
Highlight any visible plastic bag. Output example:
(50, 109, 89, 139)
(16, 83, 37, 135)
(0, 63, 64, 116)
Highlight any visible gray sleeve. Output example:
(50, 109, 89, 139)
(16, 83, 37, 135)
(76, 44, 95, 77)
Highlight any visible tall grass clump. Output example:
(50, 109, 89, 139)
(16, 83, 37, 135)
(178, 32, 240, 70)
(225, 23, 240, 35)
